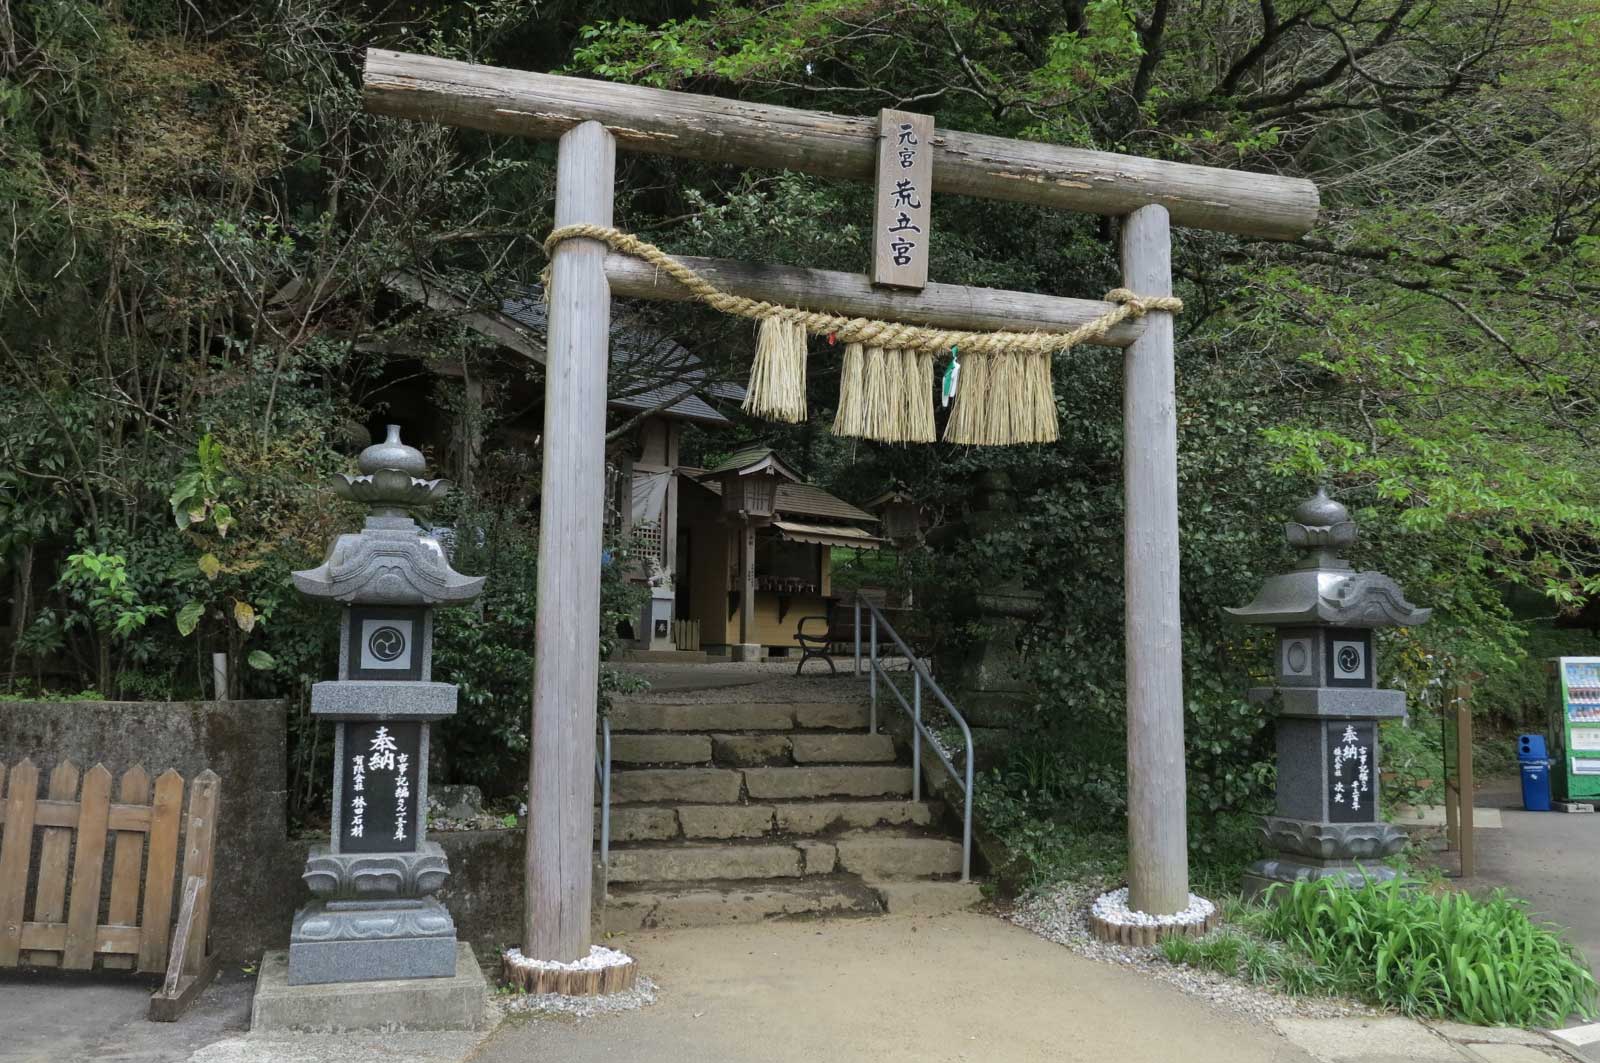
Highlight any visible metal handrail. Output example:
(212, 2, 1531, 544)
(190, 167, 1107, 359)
(594, 716, 612, 874)
(853, 598, 975, 882)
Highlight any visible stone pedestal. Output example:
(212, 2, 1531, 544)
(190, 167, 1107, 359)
(252, 944, 489, 1033)
(1227, 490, 1430, 899)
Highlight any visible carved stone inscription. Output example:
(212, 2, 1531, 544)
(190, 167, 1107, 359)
(340, 720, 421, 853)
(1327, 721, 1376, 823)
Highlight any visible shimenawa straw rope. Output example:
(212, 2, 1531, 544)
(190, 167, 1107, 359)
(542, 224, 1181, 445)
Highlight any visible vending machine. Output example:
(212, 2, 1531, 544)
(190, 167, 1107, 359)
(1551, 657, 1600, 801)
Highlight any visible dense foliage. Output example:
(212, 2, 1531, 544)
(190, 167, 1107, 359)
(1165, 880, 1599, 1025)
(2, 2, 1597, 853)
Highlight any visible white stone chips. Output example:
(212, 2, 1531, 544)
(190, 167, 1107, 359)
(1090, 886, 1216, 928)
(502, 943, 634, 973)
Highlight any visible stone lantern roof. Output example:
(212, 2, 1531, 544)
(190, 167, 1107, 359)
(292, 426, 485, 606)
(1224, 488, 1431, 629)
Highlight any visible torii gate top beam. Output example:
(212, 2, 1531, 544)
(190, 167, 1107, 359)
(364, 49, 1319, 242)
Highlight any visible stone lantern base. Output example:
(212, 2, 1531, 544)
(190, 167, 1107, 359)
(1241, 818, 1408, 900)
(287, 842, 460, 985)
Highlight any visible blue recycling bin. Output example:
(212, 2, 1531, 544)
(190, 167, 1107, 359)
(1517, 734, 1552, 811)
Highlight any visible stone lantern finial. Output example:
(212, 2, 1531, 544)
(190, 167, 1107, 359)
(330, 424, 452, 518)
(292, 426, 484, 606)
(1284, 487, 1358, 570)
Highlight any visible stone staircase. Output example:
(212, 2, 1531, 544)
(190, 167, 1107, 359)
(598, 695, 980, 930)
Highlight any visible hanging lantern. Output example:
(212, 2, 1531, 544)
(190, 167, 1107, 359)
(698, 447, 800, 525)
(867, 488, 924, 545)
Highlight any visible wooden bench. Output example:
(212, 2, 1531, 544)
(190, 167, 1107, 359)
(0, 759, 221, 1020)
(795, 606, 937, 677)
(794, 615, 859, 676)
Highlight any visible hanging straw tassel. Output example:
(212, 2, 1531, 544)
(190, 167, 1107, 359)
(1018, 352, 1059, 444)
(877, 348, 907, 442)
(913, 351, 937, 443)
(833, 342, 866, 437)
(860, 346, 890, 440)
(943, 352, 990, 444)
(896, 349, 922, 443)
(743, 314, 807, 423)
(985, 352, 1019, 445)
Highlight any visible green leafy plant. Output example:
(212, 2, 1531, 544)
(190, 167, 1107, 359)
(166, 434, 284, 692)
(59, 551, 164, 639)
(1241, 879, 1600, 1025)
(170, 434, 243, 535)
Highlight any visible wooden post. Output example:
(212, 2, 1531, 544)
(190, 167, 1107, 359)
(525, 119, 615, 962)
(1455, 681, 1475, 877)
(737, 523, 757, 659)
(1121, 204, 1190, 916)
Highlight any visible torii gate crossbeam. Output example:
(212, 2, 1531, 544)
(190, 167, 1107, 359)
(361, 48, 1319, 963)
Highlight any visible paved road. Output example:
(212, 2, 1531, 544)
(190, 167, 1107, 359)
(1462, 776, 1600, 1059)
(0, 965, 254, 1063)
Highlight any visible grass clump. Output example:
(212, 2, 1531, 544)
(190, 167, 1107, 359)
(1164, 879, 1598, 1027)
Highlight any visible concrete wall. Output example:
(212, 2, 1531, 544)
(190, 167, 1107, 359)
(0, 699, 294, 961)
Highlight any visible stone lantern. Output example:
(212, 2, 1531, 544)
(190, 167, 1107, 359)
(1225, 488, 1431, 897)
(924, 470, 1043, 759)
(286, 426, 485, 984)
(699, 448, 800, 661)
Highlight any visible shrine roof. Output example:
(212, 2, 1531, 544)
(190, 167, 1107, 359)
(501, 288, 744, 426)
(680, 466, 878, 525)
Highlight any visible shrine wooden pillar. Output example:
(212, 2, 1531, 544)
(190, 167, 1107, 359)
(1120, 205, 1188, 915)
(527, 119, 614, 961)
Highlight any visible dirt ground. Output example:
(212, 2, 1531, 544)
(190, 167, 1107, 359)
(475, 912, 1317, 1063)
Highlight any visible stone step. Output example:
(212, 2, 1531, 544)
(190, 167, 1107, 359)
(707, 732, 897, 767)
(789, 733, 897, 764)
(611, 768, 742, 805)
(603, 833, 963, 885)
(601, 799, 940, 844)
(771, 798, 936, 835)
(833, 835, 963, 879)
(619, 649, 708, 663)
(610, 733, 713, 765)
(606, 843, 810, 884)
(744, 765, 912, 800)
(602, 878, 881, 931)
(609, 701, 868, 733)
(869, 879, 983, 915)
(711, 734, 793, 767)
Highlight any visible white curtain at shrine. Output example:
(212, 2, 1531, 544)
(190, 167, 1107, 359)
(630, 469, 670, 527)
(630, 470, 671, 566)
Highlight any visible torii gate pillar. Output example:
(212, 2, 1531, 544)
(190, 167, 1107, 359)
(1120, 205, 1188, 915)
(527, 120, 615, 961)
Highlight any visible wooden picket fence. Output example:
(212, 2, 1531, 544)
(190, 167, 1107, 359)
(0, 759, 221, 1019)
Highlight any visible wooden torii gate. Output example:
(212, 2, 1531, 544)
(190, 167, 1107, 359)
(362, 49, 1320, 963)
